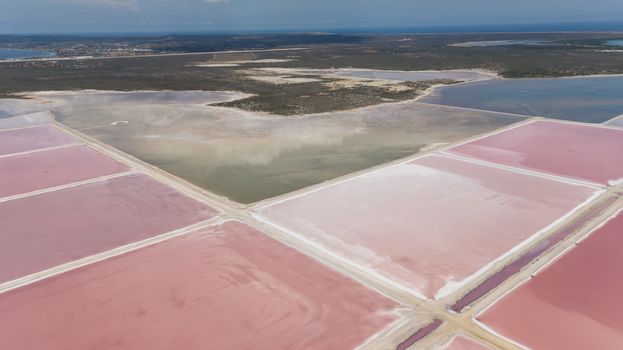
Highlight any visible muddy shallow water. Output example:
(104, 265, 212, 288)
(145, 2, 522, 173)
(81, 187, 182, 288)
(1, 90, 524, 203)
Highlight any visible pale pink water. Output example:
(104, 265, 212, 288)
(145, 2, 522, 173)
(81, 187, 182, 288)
(478, 212, 623, 350)
(0, 221, 398, 350)
(0, 173, 217, 283)
(0, 124, 77, 156)
(447, 120, 623, 185)
(606, 115, 623, 127)
(0, 145, 130, 198)
(258, 155, 598, 299)
(442, 335, 492, 350)
(0, 111, 54, 130)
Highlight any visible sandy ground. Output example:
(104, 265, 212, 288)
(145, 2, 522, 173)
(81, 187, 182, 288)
(252, 67, 498, 82)
(324, 79, 415, 92)
(194, 63, 241, 67)
(240, 67, 496, 91)
(247, 75, 322, 84)
(244, 69, 415, 90)
(193, 58, 297, 68)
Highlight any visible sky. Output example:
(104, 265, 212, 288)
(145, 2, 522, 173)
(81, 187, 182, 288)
(2, 0, 623, 34)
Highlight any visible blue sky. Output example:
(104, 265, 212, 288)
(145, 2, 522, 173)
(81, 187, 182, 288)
(2, 0, 623, 34)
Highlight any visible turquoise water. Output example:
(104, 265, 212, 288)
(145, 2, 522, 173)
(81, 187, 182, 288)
(0, 49, 56, 60)
(419, 76, 623, 123)
(606, 40, 623, 47)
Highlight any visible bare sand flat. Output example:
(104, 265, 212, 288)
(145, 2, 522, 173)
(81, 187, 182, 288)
(194, 63, 241, 67)
(247, 75, 322, 84)
(193, 58, 296, 68)
(254, 67, 497, 82)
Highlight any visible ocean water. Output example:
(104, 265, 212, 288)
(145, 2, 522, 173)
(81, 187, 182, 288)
(0, 49, 56, 60)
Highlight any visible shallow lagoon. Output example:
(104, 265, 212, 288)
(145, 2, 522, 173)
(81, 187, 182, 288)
(2, 91, 523, 203)
(419, 75, 623, 123)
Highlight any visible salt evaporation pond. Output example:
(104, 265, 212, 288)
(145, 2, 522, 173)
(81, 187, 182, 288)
(478, 212, 623, 350)
(0, 221, 399, 350)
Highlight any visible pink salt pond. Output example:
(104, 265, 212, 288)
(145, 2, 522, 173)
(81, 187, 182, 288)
(0, 124, 77, 156)
(0, 173, 217, 284)
(257, 154, 599, 299)
(0, 221, 398, 350)
(446, 119, 623, 186)
(0, 145, 130, 198)
(478, 211, 623, 350)
(441, 335, 492, 350)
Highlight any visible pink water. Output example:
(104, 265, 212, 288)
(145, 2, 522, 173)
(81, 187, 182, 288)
(0, 173, 217, 283)
(478, 212, 623, 350)
(259, 155, 597, 299)
(0, 125, 77, 156)
(448, 120, 623, 185)
(0, 145, 130, 197)
(0, 111, 54, 130)
(0, 221, 398, 350)
(442, 335, 492, 350)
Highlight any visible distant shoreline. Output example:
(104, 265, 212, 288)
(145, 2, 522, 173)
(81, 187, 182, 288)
(3, 21, 623, 36)
(0, 47, 309, 64)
